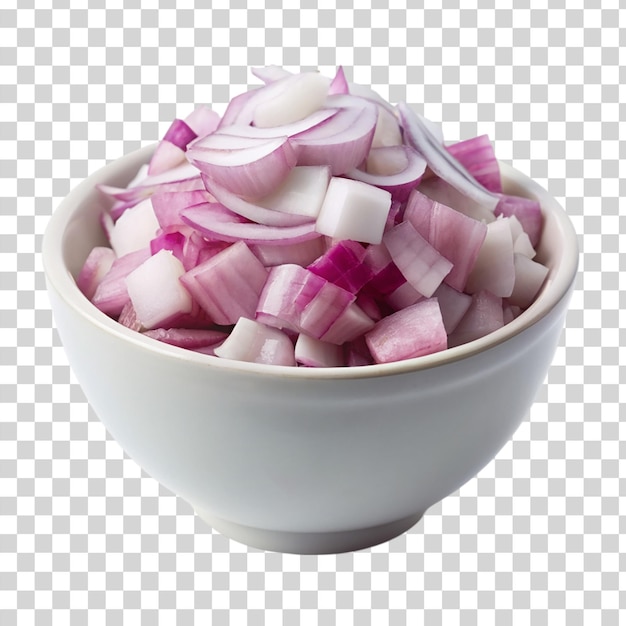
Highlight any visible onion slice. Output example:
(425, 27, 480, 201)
(201, 175, 316, 227)
(181, 202, 321, 245)
(397, 102, 500, 211)
(187, 134, 298, 200)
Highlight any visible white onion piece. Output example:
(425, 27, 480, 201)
(508, 254, 549, 309)
(220, 72, 331, 129)
(214, 317, 296, 366)
(187, 135, 297, 200)
(181, 202, 321, 245)
(184, 105, 221, 138)
(371, 105, 403, 148)
(514, 231, 537, 259)
(345, 145, 426, 202)
(465, 217, 515, 297)
(108, 198, 161, 258)
(253, 72, 331, 128)
(397, 102, 500, 211)
(126, 250, 193, 330)
(315, 177, 392, 244)
(365, 298, 447, 364)
(448, 290, 504, 348)
(295, 334, 344, 367)
(91, 248, 151, 317)
(201, 175, 315, 227)
(432, 282, 472, 334)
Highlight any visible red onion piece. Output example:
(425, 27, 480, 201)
(143, 327, 229, 349)
(328, 66, 349, 95)
(184, 105, 221, 138)
(494, 194, 543, 248)
(76, 246, 116, 300)
(91, 248, 151, 317)
(319, 302, 375, 345)
(118, 301, 143, 331)
(383, 220, 453, 298)
(150, 230, 186, 264)
(404, 189, 488, 292)
(180, 240, 268, 326)
(148, 119, 198, 176)
(307, 240, 372, 294)
(187, 134, 298, 200)
(446, 135, 502, 193)
(181, 202, 321, 245)
(150, 189, 214, 229)
(256, 264, 357, 341)
(365, 298, 448, 364)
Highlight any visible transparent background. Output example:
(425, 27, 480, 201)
(1, 2, 623, 624)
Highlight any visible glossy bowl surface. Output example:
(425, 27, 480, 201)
(43, 145, 578, 553)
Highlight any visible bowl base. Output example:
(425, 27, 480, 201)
(193, 508, 425, 554)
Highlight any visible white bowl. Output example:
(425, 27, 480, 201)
(42, 145, 578, 554)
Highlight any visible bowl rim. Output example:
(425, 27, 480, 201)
(42, 143, 579, 380)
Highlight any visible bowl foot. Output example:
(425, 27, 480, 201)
(193, 508, 425, 554)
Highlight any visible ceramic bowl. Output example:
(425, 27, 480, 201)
(42, 144, 578, 554)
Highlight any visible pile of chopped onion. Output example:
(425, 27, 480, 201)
(79, 66, 549, 367)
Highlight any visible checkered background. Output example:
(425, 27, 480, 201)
(1, 1, 623, 623)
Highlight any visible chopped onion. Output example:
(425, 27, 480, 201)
(214, 317, 296, 366)
(82, 65, 548, 368)
(365, 298, 447, 364)
(181, 202, 321, 245)
(126, 249, 193, 330)
(187, 134, 297, 200)
(76, 246, 116, 300)
(180, 240, 268, 326)
(397, 102, 500, 212)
